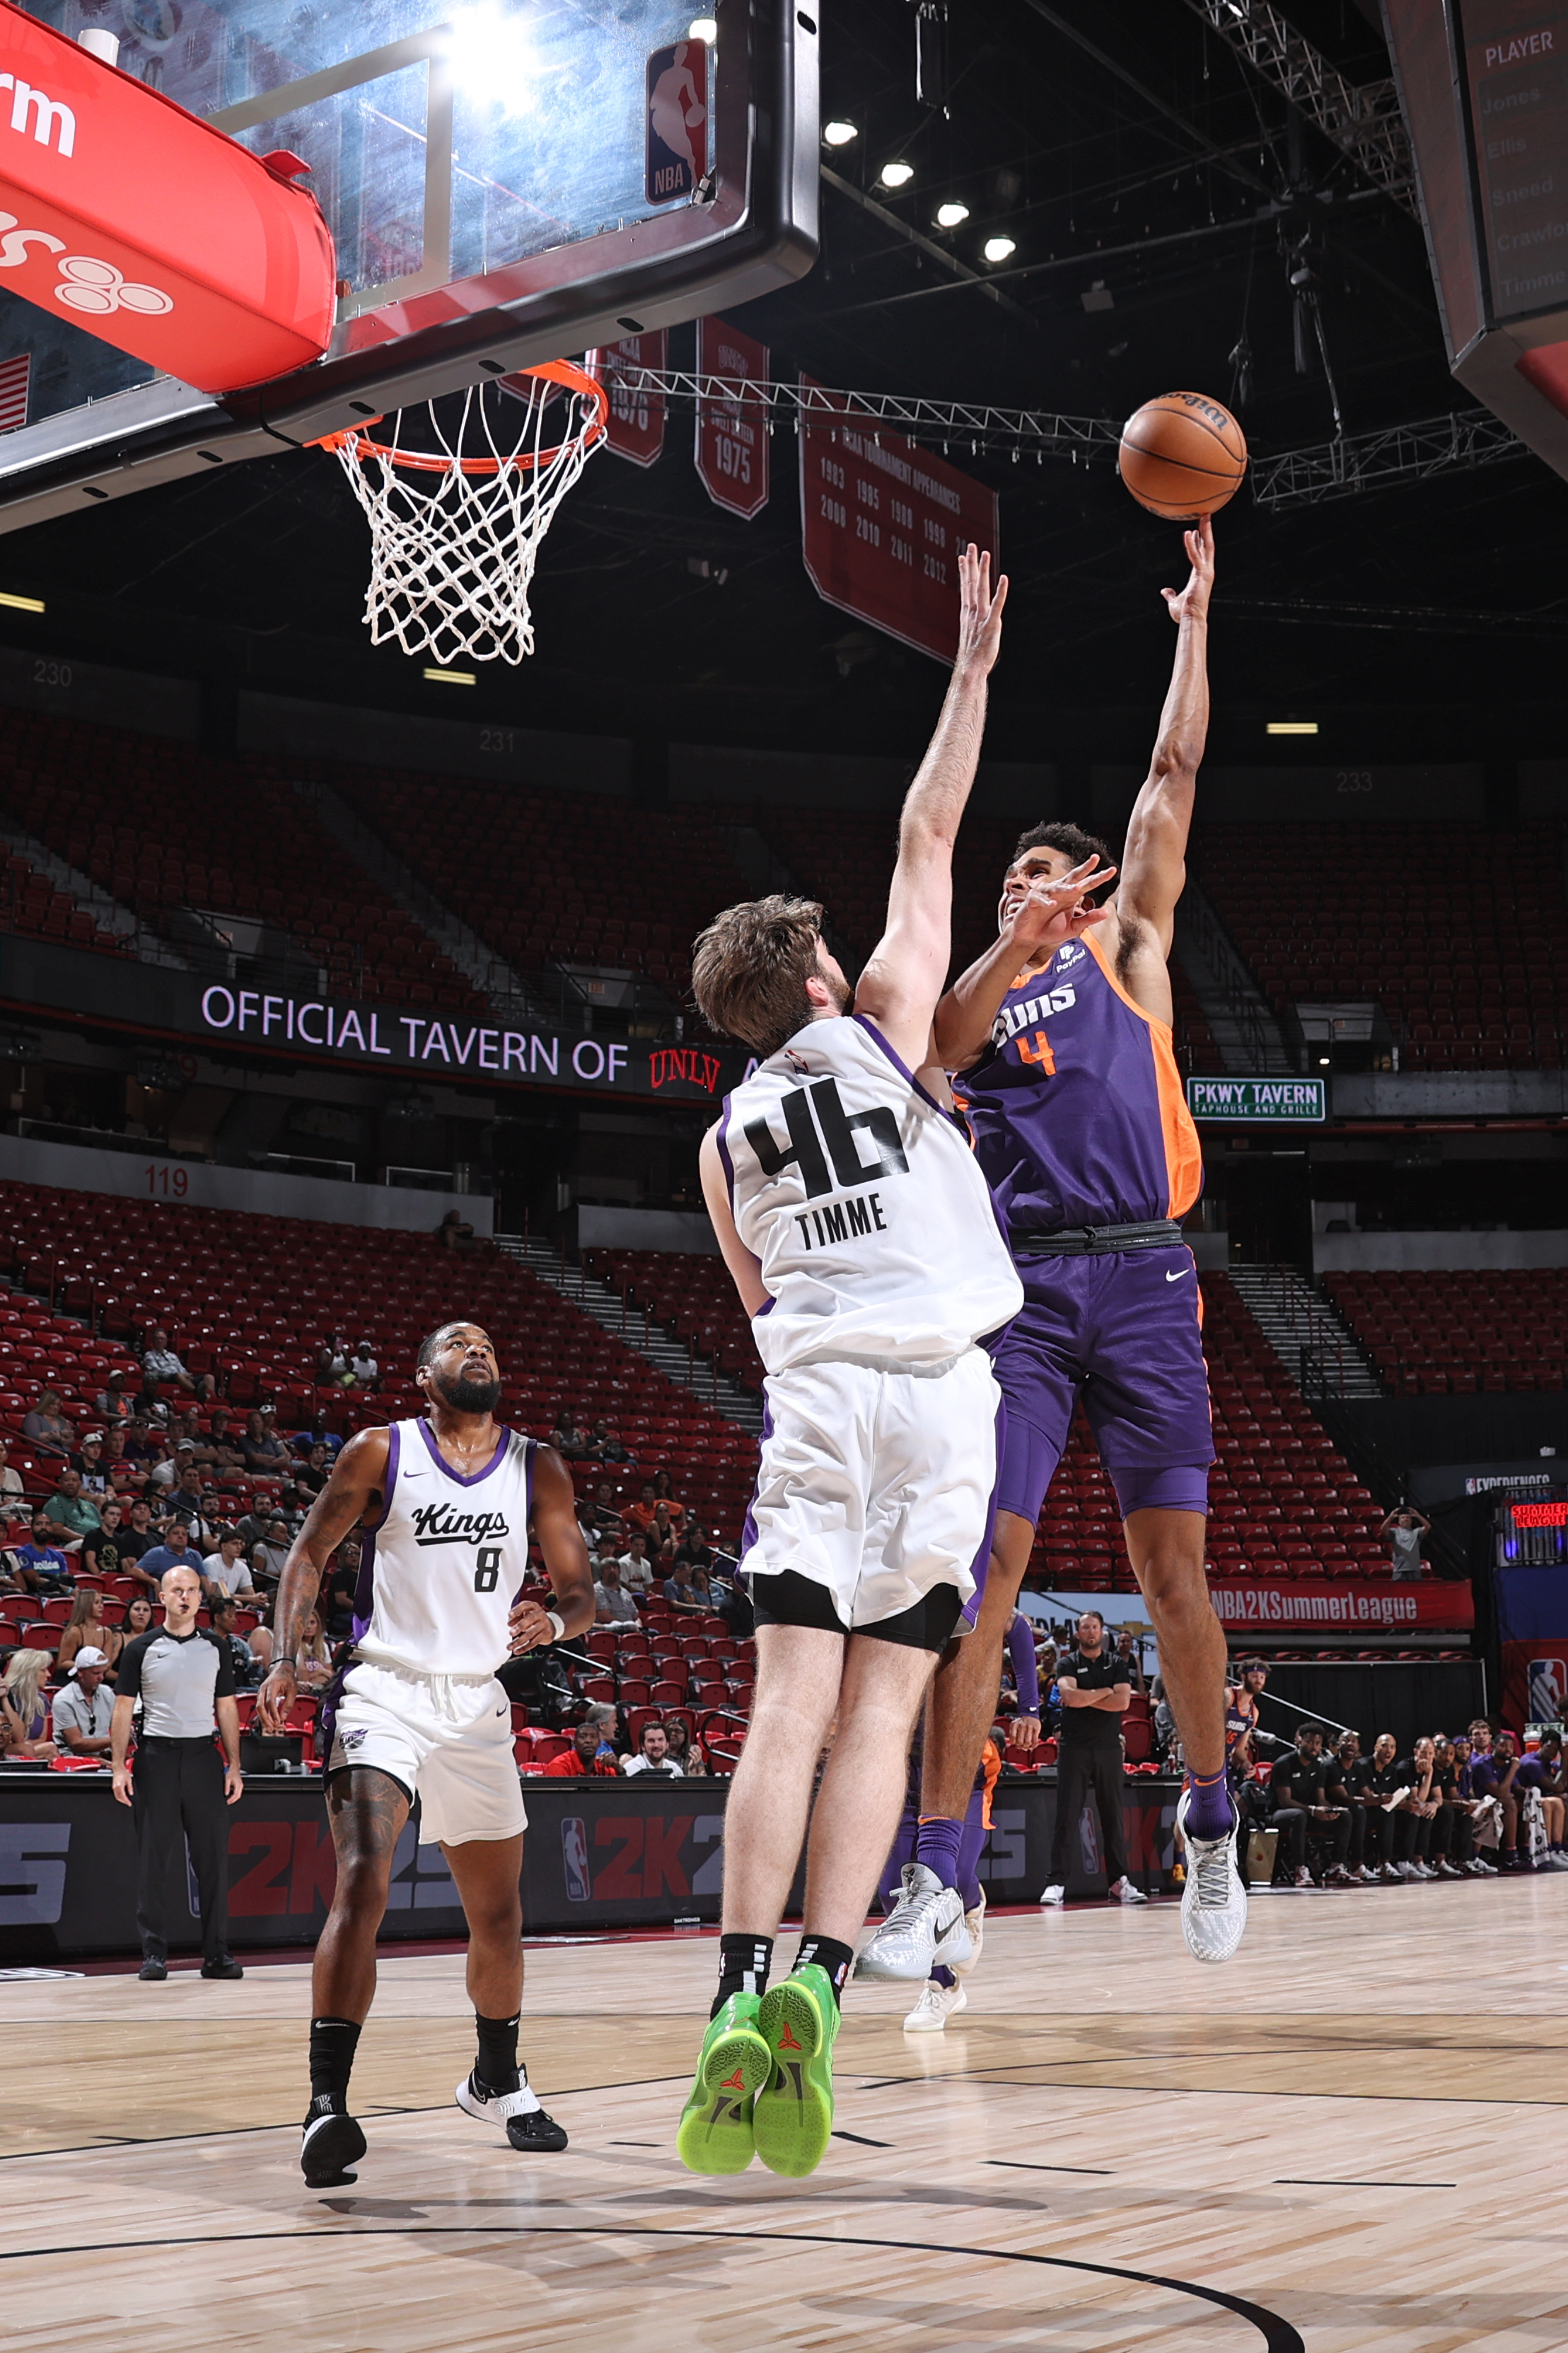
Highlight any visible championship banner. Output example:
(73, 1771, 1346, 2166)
(1209, 1579, 1475, 1633)
(695, 316, 769, 518)
(587, 332, 667, 468)
(1494, 1566, 1568, 1730)
(798, 376, 999, 662)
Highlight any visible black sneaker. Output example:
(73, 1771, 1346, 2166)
(138, 1956, 168, 1982)
(455, 2069, 569, 2152)
(301, 2098, 368, 2188)
(201, 1955, 245, 1979)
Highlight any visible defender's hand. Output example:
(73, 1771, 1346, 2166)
(1161, 514, 1214, 626)
(257, 1663, 297, 1735)
(509, 1596, 560, 1655)
(954, 543, 1009, 677)
(1011, 1713, 1042, 1753)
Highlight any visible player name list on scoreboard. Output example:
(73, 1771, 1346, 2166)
(1460, 0, 1568, 319)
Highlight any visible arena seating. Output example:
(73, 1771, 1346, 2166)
(0, 710, 487, 1011)
(1196, 819, 1568, 1070)
(1325, 1268, 1567, 1394)
(0, 844, 127, 957)
(583, 1248, 765, 1393)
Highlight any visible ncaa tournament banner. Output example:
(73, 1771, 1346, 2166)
(1495, 1565, 1568, 1729)
(695, 316, 769, 519)
(587, 331, 667, 468)
(798, 376, 999, 663)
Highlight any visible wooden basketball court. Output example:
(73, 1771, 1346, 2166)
(4, 1882, 1564, 2352)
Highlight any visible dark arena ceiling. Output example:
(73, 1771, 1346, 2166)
(1, 0, 1565, 771)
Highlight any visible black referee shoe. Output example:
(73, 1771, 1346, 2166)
(301, 2098, 368, 2188)
(201, 1955, 244, 1979)
(137, 1956, 168, 1982)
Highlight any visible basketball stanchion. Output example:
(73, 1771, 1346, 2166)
(313, 359, 609, 666)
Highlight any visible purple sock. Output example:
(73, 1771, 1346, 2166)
(1183, 1769, 1233, 1842)
(956, 1818, 987, 1912)
(930, 1965, 957, 1991)
(914, 1815, 964, 1890)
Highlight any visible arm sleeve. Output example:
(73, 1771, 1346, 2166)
(115, 1634, 148, 1699)
(1006, 1615, 1040, 1713)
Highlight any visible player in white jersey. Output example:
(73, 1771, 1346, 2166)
(673, 545, 1055, 2180)
(259, 1321, 594, 2188)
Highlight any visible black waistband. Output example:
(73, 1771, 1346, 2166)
(137, 1733, 219, 1748)
(1011, 1218, 1185, 1258)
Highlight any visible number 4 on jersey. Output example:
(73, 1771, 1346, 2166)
(1018, 1030, 1056, 1075)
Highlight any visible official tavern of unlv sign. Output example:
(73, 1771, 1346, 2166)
(1186, 1076, 1327, 1123)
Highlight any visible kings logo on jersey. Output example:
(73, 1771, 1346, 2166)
(407, 1504, 510, 1548)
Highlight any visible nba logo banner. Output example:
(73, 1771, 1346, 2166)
(586, 333, 667, 469)
(695, 316, 769, 519)
(1495, 1565, 1568, 1730)
(646, 40, 708, 205)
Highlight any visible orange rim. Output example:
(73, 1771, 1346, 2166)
(310, 358, 610, 475)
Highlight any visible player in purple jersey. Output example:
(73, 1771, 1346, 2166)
(859, 516, 1245, 1972)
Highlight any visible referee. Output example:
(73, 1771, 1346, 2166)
(110, 1562, 245, 1982)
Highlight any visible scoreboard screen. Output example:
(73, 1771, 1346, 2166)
(1457, 1, 1568, 322)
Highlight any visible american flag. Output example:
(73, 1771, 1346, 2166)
(0, 354, 28, 434)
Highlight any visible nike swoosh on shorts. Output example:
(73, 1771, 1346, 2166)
(1165, 1268, 1190, 1282)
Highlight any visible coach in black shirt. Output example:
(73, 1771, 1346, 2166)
(1043, 1609, 1140, 1901)
(1269, 1725, 1352, 1884)
(110, 1563, 245, 1982)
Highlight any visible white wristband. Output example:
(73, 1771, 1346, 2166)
(545, 1610, 564, 1643)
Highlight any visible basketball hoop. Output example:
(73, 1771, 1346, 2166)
(313, 359, 609, 667)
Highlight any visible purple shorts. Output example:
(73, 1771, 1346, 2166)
(988, 1243, 1212, 1527)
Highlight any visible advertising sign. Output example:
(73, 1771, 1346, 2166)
(1186, 1076, 1327, 1122)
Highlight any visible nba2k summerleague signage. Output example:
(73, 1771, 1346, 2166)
(695, 317, 769, 519)
(588, 333, 668, 468)
(1209, 1580, 1475, 1633)
(798, 378, 999, 662)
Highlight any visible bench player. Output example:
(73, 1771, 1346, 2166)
(676, 548, 1106, 2178)
(859, 516, 1246, 1972)
(259, 1321, 595, 2187)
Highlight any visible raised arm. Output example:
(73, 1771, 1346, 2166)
(1115, 516, 1214, 977)
(933, 853, 1116, 1072)
(852, 546, 1006, 1070)
(257, 1426, 390, 1733)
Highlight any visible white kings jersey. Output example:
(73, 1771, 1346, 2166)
(718, 1013, 1023, 1376)
(350, 1418, 535, 1678)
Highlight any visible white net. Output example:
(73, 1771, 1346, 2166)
(323, 368, 605, 667)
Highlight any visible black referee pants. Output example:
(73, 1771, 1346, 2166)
(132, 1737, 230, 1962)
(1050, 1740, 1128, 1888)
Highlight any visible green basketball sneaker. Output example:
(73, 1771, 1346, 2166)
(753, 1963, 840, 2178)
(676, 1991, 772, 2175)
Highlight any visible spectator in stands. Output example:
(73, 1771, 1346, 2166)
(143, 1326, 213, 1401)
(240, 1411, 293, 1477)
(577, 1481, 623, 1553)
(101, 1426, 144, 1498)
(675, 1522, 716, 1576)
(0, 1650, 57, 1759)
(294, 1608, 335, 1693)
(137, 1518, 197, 1590)
(663, 1717, 706, 1775)
(52, 1648, 115, 1758)
(436, 1208, 479, 1251)
(320, 1533, 360, 1642)
(134, 1376, 172, 1429)
(117, 1498, 162, 1594)
(6, 1506, 73, 1595)
(661, 1559, 709, 1617)
(0, 1436, 23, 1508)
(625, 1480, 660, 1535)
(622, 1721, 683, 1778)
(146, 1435, 178, 1494)
(1151, 1671, 1175, 1758)
(1380, 1503, 1431, 1581)
(593, 1559, 641, 1626)
(209, 1597, 262, 1690)
(163, 1447, 208, 1529)
(551, 1412, 593, 1462)
(23, 1389, 75, 1457)
(349, 1341, 379, 1389)
(544, 1716, 621, 1778)
(1113, 1627, 1146, 1696)
(71, 1430, 110, 1498)
(120, 1593, 155, 1650)
(296, 1442, 332, 1501)
(203, 1528, 263, 1607)
(95, 1370, 135, 1426)
(315, 1333, 351, 1384)
(591, 1419, 630, 1465)
(650, 1469, 685, 1520)
(646, 1501, 681, 1559)
(250, 1517, 294, 1590)
(617, 1533, 654, 1594)
(57, 1588, 123, 1677)
(204, 1413, 246, 1476)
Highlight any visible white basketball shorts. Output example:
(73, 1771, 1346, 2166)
(327, 1658, 528, 1847)
(738, 1346, 1003, 1632)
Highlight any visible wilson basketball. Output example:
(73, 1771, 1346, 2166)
(1118, 391, 1248, 519)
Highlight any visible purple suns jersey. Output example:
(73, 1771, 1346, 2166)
(953, 928, 1203, 1235)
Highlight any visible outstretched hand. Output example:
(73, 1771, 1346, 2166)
(1161, 512, 1214, 626)
(955, 543, 1009, 676)
(1001, 853, 1117, 963)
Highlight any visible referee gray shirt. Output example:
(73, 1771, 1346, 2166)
(116, 1627, 234, 1736)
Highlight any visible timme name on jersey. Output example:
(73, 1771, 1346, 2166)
(352, 1418, 535, 1679)
(719, 1013, 1023, 1373)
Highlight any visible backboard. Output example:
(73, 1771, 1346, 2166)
(0, 0, 816, 528)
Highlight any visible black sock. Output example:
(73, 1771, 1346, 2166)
(794, 1935, 854, 2008)
(711, 1932, 773, 2019)
(308, 2017, 361, 2112)
(475, 2011, 522, 2095)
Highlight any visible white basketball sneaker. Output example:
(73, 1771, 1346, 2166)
(1110, 1876, 1149, 1905)
(856, 1863, 972, 1981)
(1175, 1786, 1248, 1965)
(903, 1979, 968, 2033)
(1039, 1883, 1066, 1907)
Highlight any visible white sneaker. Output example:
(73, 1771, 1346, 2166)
(951, 1888, 986, 1979)
(903, 1978, 968, 2033)
(1109, 1876, 1149, 1905)
(1380, 1862, 1403, 1883)
(856, 1862, 972, 1981)
(1293, 1866, 1315, 1890)
(1397, 1862, 1418, 1881)
(1357, 1866, 1381, 1884)
(455, 2069, 569, 2150)
(1175, 1787, 1247, 1965)
(1547, 1852, 1568, 1871)
(1039, 1883, 1066, 1907)
(1412, 1861, 1436, 1880)
(1472, 1856, 1499, 1875)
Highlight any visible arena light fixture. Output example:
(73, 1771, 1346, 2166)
(1267, 720, 1318, 734)
(983, 235, 1016, 264)
(0, 591, 45, 613)
(878, 159, 914, 189)
(935, 200, 970, 229)
(823, 120, 858, 147)
(424, 666, 477, 686)
(688, 16, 718, 38)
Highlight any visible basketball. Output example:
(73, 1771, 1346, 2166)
(1118, 391, 1248, 519)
